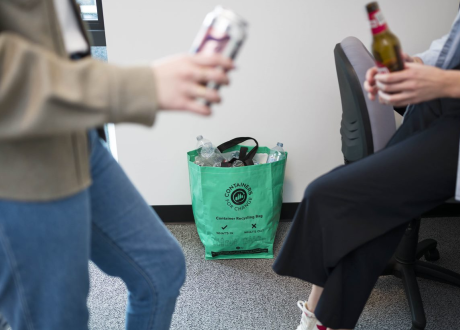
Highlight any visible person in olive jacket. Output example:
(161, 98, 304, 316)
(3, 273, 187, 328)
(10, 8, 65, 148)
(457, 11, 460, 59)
(0, 1, 234, 329)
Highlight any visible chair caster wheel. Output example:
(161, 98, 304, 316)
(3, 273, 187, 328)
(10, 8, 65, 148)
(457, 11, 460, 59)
(425, 248, 440, 261)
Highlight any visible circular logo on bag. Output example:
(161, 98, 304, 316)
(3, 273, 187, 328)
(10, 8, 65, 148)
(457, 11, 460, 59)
(231, 189, 247, 205)
(224, 183, 253, 211)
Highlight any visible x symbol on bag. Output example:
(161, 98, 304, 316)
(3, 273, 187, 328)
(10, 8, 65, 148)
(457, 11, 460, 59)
(252, 224, 257, 229)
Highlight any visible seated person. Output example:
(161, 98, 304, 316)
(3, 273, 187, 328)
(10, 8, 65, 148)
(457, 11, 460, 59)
(272, 9, 460, 330)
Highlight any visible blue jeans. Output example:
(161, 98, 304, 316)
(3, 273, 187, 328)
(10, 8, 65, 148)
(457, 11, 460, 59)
(0, 130, 186, 330)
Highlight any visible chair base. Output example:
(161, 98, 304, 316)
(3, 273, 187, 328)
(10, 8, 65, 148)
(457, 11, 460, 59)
(382, 220, 460, 330)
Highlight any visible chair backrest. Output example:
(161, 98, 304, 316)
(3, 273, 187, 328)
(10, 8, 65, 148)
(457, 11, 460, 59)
(334, 36, 396, 163)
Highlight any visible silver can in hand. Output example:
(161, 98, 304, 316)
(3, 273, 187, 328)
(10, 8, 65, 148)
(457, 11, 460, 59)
(191, 6, 248, 104)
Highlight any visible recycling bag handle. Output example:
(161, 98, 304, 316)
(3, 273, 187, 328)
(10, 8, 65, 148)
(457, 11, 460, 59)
(217, 137, 259, 166)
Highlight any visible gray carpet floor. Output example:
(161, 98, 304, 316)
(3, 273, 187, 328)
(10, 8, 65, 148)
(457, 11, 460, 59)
(87, 218, 460, 330)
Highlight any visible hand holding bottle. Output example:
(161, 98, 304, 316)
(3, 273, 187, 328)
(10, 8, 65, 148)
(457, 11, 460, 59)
(364, 53, 424, 101)
(374, 63, 453, 107)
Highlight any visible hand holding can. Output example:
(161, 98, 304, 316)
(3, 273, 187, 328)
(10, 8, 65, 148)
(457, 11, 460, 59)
(153, 53, 234, 115)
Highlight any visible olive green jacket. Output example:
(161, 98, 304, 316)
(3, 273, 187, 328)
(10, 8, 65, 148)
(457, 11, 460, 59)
(0, 0, 158, 201)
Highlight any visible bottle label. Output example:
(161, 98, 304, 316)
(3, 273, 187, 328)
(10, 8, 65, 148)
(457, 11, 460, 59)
(375, 61, 390, 74)
(369, 9, 388, 35)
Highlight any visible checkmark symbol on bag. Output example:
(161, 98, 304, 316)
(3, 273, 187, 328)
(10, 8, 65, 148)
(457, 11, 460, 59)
(222, 225, 228, 230)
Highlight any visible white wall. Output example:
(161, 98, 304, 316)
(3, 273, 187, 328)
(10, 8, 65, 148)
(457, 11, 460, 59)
(103, 0, 458, 205)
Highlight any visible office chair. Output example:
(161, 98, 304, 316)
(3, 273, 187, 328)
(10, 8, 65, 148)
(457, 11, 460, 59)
(334, 36, 460, 330)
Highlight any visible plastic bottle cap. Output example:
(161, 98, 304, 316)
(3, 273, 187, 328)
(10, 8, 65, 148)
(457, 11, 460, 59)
(197, 135, 203, 141)
(277, 142, 284, 147)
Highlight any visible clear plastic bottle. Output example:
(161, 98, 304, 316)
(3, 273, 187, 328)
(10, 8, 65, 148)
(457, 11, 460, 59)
(194, 155, 206, 166)
(224, 150, 240, 163)
(267, 142, 286, 163)
(196, 135, 225, 167)
(196, 135, 213, 158)
(230, 150, 240, 160)
(232, 160, 244, 167)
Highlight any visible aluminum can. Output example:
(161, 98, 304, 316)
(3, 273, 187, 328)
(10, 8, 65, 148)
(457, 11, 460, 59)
(191, 6, 248, 104)
(191, 6, 248, 59)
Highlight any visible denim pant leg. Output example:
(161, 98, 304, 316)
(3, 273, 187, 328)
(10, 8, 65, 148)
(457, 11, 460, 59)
(0, 191, 91, 330)
(88, 131, 186, 330)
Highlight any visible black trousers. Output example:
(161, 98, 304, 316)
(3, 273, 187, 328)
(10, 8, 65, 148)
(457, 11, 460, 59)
(273, 97, 460, 329)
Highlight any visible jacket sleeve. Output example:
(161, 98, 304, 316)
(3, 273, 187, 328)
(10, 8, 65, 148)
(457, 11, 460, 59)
(0, 31, 159, 140)
(414, 34, 449, 66)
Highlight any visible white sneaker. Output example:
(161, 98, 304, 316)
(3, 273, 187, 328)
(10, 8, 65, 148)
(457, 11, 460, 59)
(296, 301, 327, 330)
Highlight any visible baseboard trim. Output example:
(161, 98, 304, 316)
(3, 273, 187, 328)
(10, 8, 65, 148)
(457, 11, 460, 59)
(422, 203, 460, 218)
(153, 202, 460, 223)
(152, 203, 300, 223)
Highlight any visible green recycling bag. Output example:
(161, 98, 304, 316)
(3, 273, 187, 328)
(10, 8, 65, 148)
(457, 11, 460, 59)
(187, 138, 287, 260)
